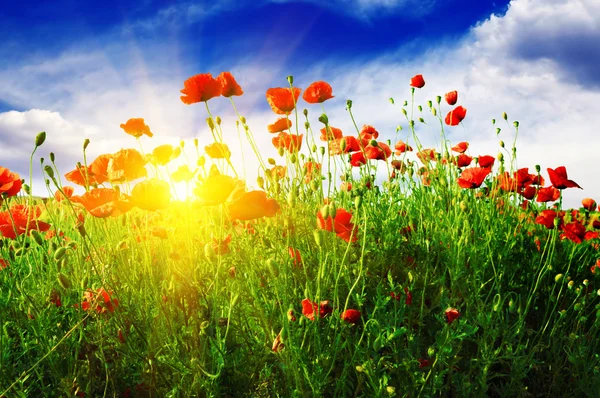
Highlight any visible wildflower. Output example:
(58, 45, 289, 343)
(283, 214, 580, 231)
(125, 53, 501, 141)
(445, 90, 458, 105)
(350, 151, 367, 167)
(341, 309, 362, 324)
(70, 188, 132, 218)
(268, 118, 292, 133)
(445, 307, 460, 324)
(0, 204, 51, 239)
(150, 144, 174, 166)
(194, 172, 245, 205)
(205, 142, 231, 159)
(81, 287, 119, 314)
(212, 234, 232, 255)
(216, 72, 243, 97)
(0, 258, 9, 270)
(302, 81, 334, 103)
(320, 126, 343, 141)
(445, 106, 467, 126)
(120, 118, 153, 138)
(547, 166, 582, 189)
(107, 149, 148, 183)
(266, 87, 302, 115)
(582, 198, 597, 212)
(561, 221, 598, 244)
(272, 132, 303, 153)
(359, 125, 379, 141)
(394, 140, 413, 155)
(288, 247, 302, 267)
(451, 141, 468, 153)
(535, 209, 563, 230)
(457, 167, 491, 189)
(536, 186, 560, 203)
(330, 136, 361, 155)
(416, 148, 437, 164)
(150, 226, 168, 239)
(455, 154, 473, 168)
(0, 167, 22, 197)
(364, 142, 392, 161)
(54, 186, 75, 202)
(301, 298, 333, 320)
(180, 73, 223, 104)
(316, 207, 357, 243)
(227, 190, 280, 221)
(304, 161, 321, 183)
(171, 165, 195, 183)
(521, 185, 536, 200)
(410, 74, 425, 88)
(131, 179, 170, 211)
(477, 155, 495, 169)
(418, 358, 431, 369)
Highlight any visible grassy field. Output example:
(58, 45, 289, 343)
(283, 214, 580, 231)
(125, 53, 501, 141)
(1, 74, 600, 397)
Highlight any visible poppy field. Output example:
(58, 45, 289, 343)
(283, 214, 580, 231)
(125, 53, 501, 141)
(2, 72, 600, 397)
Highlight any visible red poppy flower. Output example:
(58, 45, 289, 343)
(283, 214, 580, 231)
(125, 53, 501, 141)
(547, 166, 581, 190)
(0, 204, 51, 239)
(521, 185, 537, 200)
(272, 132, 303, 153)
(364, 142, 392, 161)
(180, 73, 223, 104)
(54, 186, 74, 202)
(455, 154, 473, 168)
(216, 72, 243, 98)
(535, 209, 563, 230)
(445, 106, 467, 126)
(302, 81, 334, 104)
(417, 148, 437, 164)
(445, 307, 460, 324)
(350, 151, 366, 167)
(288, 247, 302, 267)
(330, 136, 361, 155)
(582, 198, 597, 212)
(268, 118, 292, 133)
(120, 118, 153, 138)
(418, 358, 431, 369)
(266, 87, 302, 115)
(536, 186, 560, 203)
(316, 207, 357, 243)
(304, 161, 321, 183)
(359, 125, 379, 141)
(212, 234, 232, 255)
(227, 190, 280, 221)
(394, 140, 413, 155)
(70, 188, 132, 218)
(445, 90, 458, 105)
(477, 155, 495, 169)
(560, 221, 594, 244)
(88, 154, 111, 185)
(457, 167, 491, 189)
(81, 287, 118, 314)
(0, 258, 9, 270)
(341, 309, 361, 324)
(131, 179, 170, 211)
(301, 298, 333, 320)
(451, 141, 468, 153)
(0, 167, 22, 198)
(410, 74, 425, 88)
(320, 126, 343, 141)
(107, 149, 148, 183)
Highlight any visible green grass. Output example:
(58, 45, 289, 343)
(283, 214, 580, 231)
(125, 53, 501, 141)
(1, 77, 600, 397)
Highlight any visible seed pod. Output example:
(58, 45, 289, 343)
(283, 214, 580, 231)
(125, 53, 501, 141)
(58, 273, 72, 289)
(35, 131, 47, 147)
(54, 247, 67, 261)
(31, 230, 44, 246)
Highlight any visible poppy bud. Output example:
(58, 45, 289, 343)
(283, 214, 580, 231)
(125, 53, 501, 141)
(409, 120, 415, 128)
(206, 117, 215, 130)
(436, 96, 441, 104)
(35, 131, 46, 147)
(459, 201, 468, 212)
(58, 273, 72, 289)
(346, 100, 352, 110)
(310, 179, 320, 192)
(180, 140, 185, 148)
(194, 138, 199, 148)
(44, 165, 55, 179)
(418, 105, 423, 112)
(389, 98, 394, 104)
(257, 176, 265, 189)
(502, 112, 508, 121)
(492, 119, 496, 125)
(197, 156, 205, 167)
(305, 122, 310, 129)
(83, 138, 90, 151)
(278, 147, 285, 157)
(513, 121, 519, 128)
(240, 116, 246, 124)
(499, 140, 505, 148)
(369, 139, 378, 147)
(311, 144, 317, 153)
(303, 109, 308, 117)
(267, 158, 276, 165)
(401, 108, 407, 116)
(431, 108, 437, 116)
(318, 114, 329, 125)
(354, 196, 362, 209)
(396, 125, 402, 132)
(497, 153, 504, 162)
(419, 117, 425, 123)
(492, 294, 501, 312)
(328, 202, 337, 217)
(313, 229, 324, 247)
(50, 152, 55, 163)
(287, 191, 296, 206)
(75, 222, 86, 237)
(287, 75, 294, 85)
(215, 116, 221, 125)
(568, 280, 574, 289)
(54, 247, 67, 261)
(204, 243, 217, 261)
(287, 309, 296, 322)
(427, 100, 432, 108)
(319, 146, 325, 156)
(508, 299, 516, 313)
(289, 153, 297, 164)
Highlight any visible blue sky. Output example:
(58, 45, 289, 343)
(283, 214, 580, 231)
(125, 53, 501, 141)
(0, 0, 598, 207)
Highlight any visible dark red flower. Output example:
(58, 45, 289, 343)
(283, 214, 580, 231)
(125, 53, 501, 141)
(536, 186, 560, 203)
(521, 185, 537, 200)
(547, 166, 581, 190)
(455, 154, 473, 168)
(301, 298, 333, 320)
(582, 198, 597, 212)
(560, 221, 588, 244)
(364, 142, 392, 161)
(445, 106, 467, 126)
(341, 309, 361, 324)
(445, 307, 460, 324)
(288, 247, 302, 267)
(535, 209, 563, 230)
(410, 74, 425, 88)
(445, 90, 458, 105)
(350, 151, 367, 167)
(457, 167, 491, 189)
